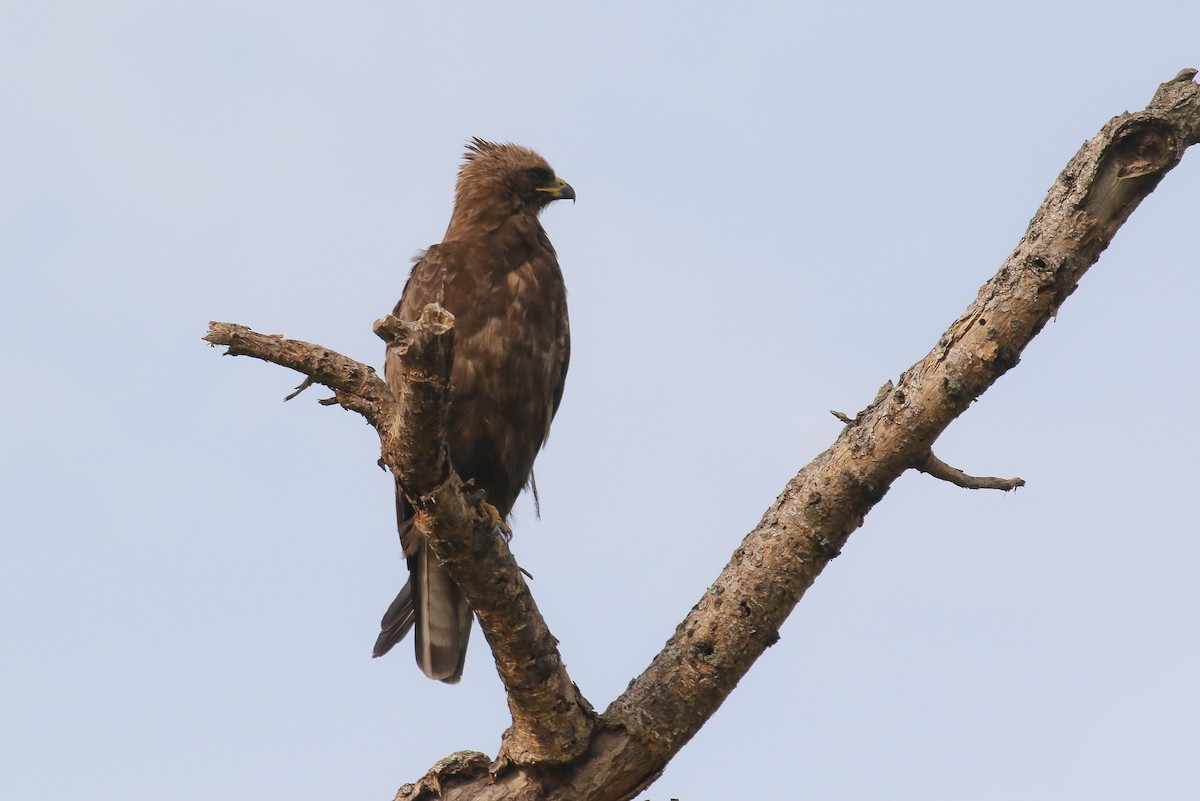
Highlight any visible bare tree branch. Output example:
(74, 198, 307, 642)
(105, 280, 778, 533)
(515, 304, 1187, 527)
(204, 322, 394, 426)
(208, 71, 1200, 801)
(915, 451, 1025, 491)
(565, 68, 1200, 801)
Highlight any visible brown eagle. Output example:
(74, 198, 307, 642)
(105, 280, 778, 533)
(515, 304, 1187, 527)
(372, 139, 574, 682)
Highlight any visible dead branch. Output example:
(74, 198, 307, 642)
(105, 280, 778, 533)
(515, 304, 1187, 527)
(204, 322, 394, 426)
(915, 451, 1025, 491)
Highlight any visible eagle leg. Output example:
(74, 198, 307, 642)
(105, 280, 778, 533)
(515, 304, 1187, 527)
(479, 499, 512, 541)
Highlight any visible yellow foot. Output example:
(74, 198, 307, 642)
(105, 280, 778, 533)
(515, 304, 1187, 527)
(480, 500, 513, 541)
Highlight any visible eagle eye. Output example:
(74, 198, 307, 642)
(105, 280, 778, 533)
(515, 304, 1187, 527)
(526, 167, 553, 185)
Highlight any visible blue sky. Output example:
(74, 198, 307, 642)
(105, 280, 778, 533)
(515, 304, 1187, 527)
(2, 3, 1198, 799)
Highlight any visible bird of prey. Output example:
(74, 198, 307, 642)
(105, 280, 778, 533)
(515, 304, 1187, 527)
(373, 139, 574, 683)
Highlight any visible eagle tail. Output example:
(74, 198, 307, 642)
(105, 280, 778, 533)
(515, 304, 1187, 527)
(373, 542, 471, 683)
(410, 541, 472, 683)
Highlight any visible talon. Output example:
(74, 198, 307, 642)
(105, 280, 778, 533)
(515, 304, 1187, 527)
(480, 500, 512, 540)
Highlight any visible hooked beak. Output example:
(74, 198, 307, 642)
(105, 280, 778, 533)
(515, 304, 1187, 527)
(538, 176, 576, 203)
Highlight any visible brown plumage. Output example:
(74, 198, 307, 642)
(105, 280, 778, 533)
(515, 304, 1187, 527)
(373, 139, 573, 682)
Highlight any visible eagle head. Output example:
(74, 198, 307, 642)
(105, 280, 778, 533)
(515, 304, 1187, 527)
(454, 138, 575, 220)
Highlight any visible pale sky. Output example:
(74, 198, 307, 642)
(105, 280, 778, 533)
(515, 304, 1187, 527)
(2, 3, 1198, 800)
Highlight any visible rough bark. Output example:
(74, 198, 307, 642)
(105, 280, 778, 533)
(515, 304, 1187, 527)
(207, 70, 1200, 801)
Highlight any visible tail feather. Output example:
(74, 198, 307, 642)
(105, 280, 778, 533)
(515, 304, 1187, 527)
(374, 541, 471, 683)
(373, 581, 415, 658)
(412, 541, 472, 683)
